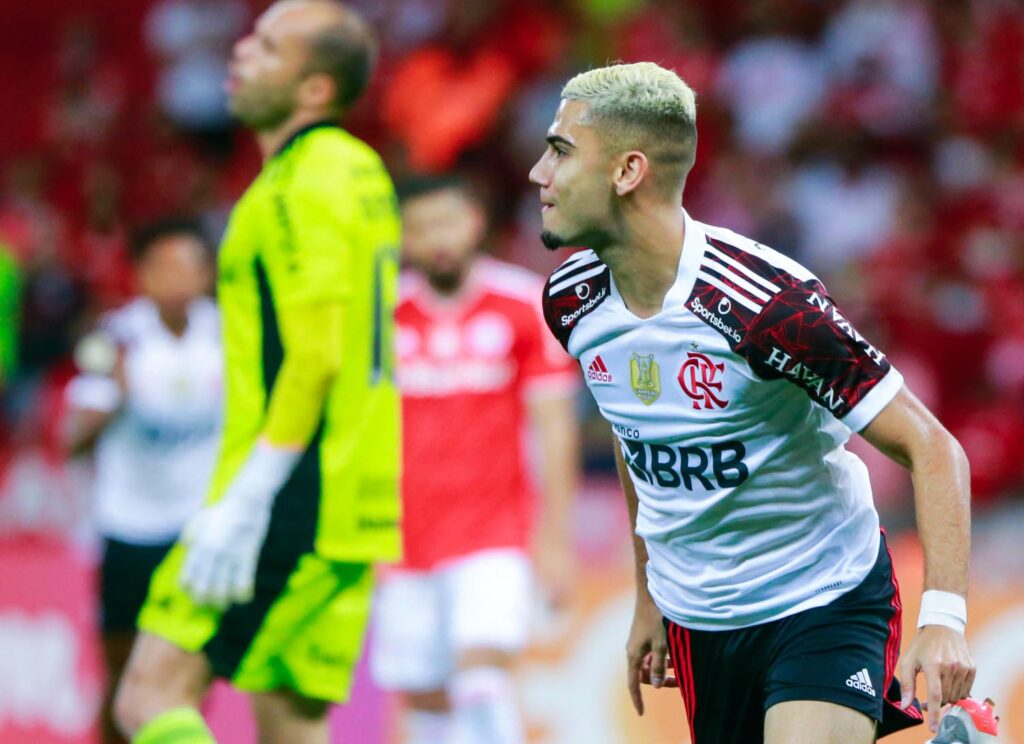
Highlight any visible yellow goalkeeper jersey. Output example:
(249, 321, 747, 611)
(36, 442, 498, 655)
(211, 121, 401, 562)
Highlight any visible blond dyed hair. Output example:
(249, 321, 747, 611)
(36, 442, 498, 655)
(562, 62, 698, 195)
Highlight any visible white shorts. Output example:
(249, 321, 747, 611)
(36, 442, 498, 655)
(370, 548, 532, 691)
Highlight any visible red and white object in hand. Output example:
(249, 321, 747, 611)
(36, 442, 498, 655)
(927, 698, 999, 744)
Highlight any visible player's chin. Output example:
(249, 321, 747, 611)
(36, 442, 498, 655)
(540, 229, 567, 251)
(425, 268, 462, 293)
(227, 96, 264, 127)
(226, 97, 247, 121)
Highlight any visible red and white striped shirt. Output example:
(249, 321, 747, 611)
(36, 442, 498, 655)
(398, 258, 578, 569)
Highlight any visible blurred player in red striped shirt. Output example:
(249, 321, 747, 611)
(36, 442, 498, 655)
(371, 176, 581, 744)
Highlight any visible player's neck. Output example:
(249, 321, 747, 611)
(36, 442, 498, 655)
(158, 308, 189, 338)
(257, 110, 336, 161)
(600, 204, 684, 319)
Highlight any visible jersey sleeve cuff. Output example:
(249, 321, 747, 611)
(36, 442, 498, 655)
(66, 374, 121, 412)
(841, 367, 904, 432)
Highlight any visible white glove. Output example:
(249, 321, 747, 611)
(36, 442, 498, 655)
(180, 441, 300, 608)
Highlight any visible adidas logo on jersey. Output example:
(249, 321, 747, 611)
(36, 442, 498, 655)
(845, 669, 876, 697)
(586, 356, 614, 383)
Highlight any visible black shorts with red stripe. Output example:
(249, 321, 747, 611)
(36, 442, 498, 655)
(665, 531, 924, 743)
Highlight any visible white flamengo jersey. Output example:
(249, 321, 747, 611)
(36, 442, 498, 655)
(67, 298, 223, 544)
(542, 210, 903, 630)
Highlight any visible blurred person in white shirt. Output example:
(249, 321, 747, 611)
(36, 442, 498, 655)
(64, 218, 222, 744)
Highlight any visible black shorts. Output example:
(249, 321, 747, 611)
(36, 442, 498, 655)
(99, 537, 174, 633)
(665, 531, 925, 743)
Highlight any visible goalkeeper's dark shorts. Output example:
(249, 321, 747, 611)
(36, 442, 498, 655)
(138, 538, 373, 703)
(664, 530, 924, 743)
(100, 537, 173, 633)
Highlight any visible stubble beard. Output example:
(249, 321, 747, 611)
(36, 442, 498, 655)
(540, 226, 614, 252)
(229, 87, 294, 132)
(425, 267, 465, 295)
(540, 194, 617, 252)
(541, 230, 566, 251)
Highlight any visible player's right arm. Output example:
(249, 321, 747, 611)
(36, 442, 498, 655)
(260, 299, 344, 449)
(860, 387, 974, 731)
(527, 392, 579, 611)
(63, 330, 125, 455)
(180, 184, 352, 606)
(616, 437, 676, 716)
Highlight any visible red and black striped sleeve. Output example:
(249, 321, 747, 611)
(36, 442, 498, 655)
(689, 237, 902, 430)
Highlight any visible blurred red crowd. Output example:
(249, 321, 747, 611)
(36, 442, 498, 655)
(0, 0, 1021, 506)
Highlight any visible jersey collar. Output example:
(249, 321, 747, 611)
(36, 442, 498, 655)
(273, 119, 342, 158)
(674, 208, 707, 304)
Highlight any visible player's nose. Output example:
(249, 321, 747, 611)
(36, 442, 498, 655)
(232, 33, 255, 62)
(528, 157, 550, 188)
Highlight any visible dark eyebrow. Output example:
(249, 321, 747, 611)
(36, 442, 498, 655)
(546, 135, 575, 149)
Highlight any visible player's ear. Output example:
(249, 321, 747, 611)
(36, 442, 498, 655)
(299, 72, 336, 112)
(613, 151, 648, 196)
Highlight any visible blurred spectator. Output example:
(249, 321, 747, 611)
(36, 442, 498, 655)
(381, 0, 568, 171)
(715, 30, 826, 155)
(616, 2, 719, 96)
(943, 0, 1024, 137)
(74, 164, 134, 312)
(820, 0, 939, 136)
(783, 134, 905, 274)
(144, 0, 247, 155)
(16, 256, 86, 379)
(351, 0, 450, 55)
(0, 242, 19, 381)
(44, 18, 127, 163)
(0, 157, 68, 266)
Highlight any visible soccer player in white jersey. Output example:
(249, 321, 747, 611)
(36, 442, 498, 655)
(528, 62, 979, 744)
(64, 219, 221, 744)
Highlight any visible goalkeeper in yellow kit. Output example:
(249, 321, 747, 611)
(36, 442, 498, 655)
(114, 3, 401, 743)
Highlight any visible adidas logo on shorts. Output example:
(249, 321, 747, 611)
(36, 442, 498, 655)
(845, 668, 876, 697)
(586, 355, 614, 383)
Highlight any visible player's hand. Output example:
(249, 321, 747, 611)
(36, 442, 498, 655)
(180, 493, 272, 609)
(179, 441, 298, 608)
(626, 593, 677, 716)
(897, 625, 976, 732)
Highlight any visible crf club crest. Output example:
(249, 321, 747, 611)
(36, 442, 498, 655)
(678, 351, 729, 410)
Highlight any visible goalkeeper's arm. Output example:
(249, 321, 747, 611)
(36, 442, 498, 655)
(222, 299, 345, 501)
(261, 299, 345, 450)
(179, 299, 346, 606)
